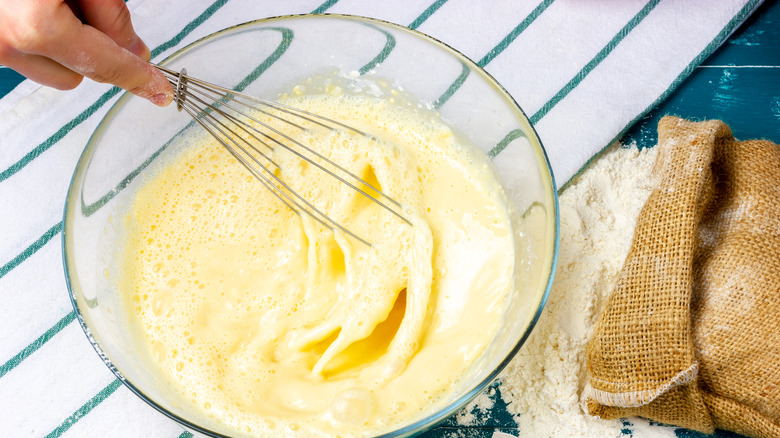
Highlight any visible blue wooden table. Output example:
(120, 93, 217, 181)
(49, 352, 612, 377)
(0, 1, 777, 437)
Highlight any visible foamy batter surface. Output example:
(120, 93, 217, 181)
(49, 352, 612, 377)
(119, 88, 515, 436)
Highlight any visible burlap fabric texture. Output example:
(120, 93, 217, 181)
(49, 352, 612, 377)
(586, 116, 780, 438)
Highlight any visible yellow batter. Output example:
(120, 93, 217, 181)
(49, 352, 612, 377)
(120, 86, 515, 436)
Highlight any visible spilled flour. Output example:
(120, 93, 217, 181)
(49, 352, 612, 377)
(496, 143, 659, 437)
(455, 386, 496, 426)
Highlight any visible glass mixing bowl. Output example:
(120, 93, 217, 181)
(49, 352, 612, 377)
(63, 14, 559, 437)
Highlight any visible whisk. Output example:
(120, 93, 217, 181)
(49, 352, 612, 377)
(155, 65, 410, 246)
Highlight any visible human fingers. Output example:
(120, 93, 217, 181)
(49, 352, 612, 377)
(43, 3, 172, 106)
(74, 0, 151, 61)
(0, 51, 83, 90)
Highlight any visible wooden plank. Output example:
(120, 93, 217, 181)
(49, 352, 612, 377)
(622, 67, 780, 148)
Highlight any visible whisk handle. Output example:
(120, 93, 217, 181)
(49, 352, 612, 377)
(172, 68, 187, 112)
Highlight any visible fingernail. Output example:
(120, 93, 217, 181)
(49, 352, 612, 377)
(150, 92, 173, 107)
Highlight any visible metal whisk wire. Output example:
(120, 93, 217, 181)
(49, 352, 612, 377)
(155, 65, 410, 246)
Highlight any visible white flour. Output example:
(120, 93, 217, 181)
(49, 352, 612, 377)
(496, 143, 659, 437)
(454, 386, 496, 426)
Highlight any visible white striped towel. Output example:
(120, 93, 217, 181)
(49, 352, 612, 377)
(0, 0, 763, 437)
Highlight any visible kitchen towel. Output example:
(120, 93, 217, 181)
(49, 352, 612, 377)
(0, 0, 764, 437)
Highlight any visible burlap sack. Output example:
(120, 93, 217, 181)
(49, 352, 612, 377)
(586, 116, 780, 438)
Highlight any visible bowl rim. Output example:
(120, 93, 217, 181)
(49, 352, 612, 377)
(63, 12, 560, 438)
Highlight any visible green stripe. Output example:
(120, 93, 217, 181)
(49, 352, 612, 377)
(232, 28, 294, 92)
(433, 0, 552, 109)
(433, 62, 469, 109)
(530, 0, 661, 124)
(45, 379, 123, 438)
(0, 311, 76, 378)
(0, 221, 62, 280)
(478, 0, 555, 67)
(311, 0, 339, 14)
(408, 0, 450, 30)
(557, 0, 763, 192)
(0, 0, 229, 184)
(489, 129, 528, 158)
(0, 89, 120, 183)
(148, 0, 229, 59)
(359, 25, 396, 75)
(81, 130, 186, 217)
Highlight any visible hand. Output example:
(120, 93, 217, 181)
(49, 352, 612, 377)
(0, 0, 173, 106)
